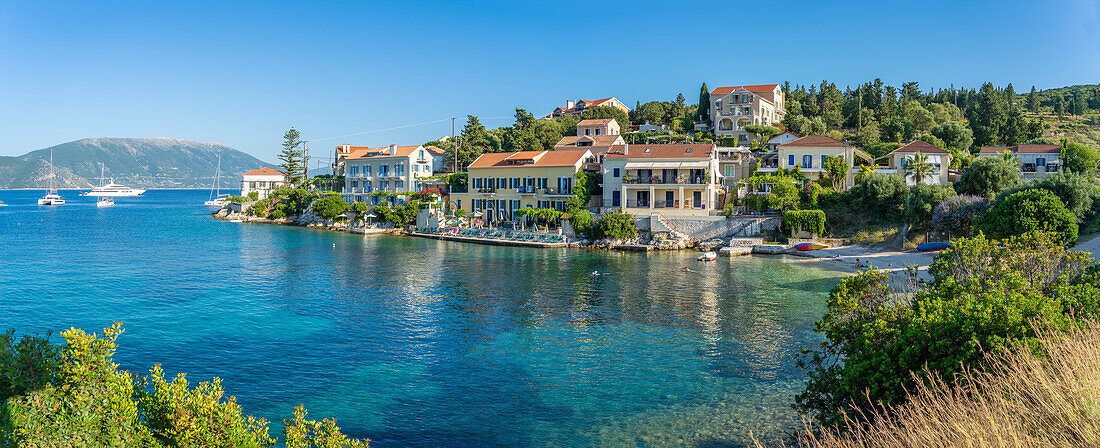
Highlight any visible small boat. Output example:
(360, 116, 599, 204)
(698, 251, 718, 261)
(794, 242, 829, 251)
(917, 241, 951, 252)
(204, 153, 229, 207)
(96, 197, 115, 207)
(0, 201, 7, 207)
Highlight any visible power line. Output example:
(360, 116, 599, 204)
(307, 116, 513, 144)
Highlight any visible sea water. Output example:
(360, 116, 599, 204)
(0, 189, 845, 447)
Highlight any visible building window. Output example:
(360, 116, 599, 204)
(351, 180, 358, 188)
(802, 155, 812, 169)
(498, 178, 507, 189)
(595, 129, 601, 135)
(613, 168, 621, 177)
(612, 191, 621, 207)
(396, 180, 403, 190)
(788, 155, 795, 166)
(821, 155, 828, 168)
(365, 165, 372, 176)
(538, 177, 548, 189)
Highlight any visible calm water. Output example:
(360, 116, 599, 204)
(0, 189, 845, 447)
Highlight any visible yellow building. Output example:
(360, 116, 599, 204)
(881, 140, 953, 185)
(759, 135, 871, 189)
(450, 149, 593, 224)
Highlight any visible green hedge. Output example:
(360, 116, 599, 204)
(782, 209, 826, 236)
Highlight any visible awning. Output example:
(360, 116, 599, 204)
(649, 162, 682, 168)
(678, 161, 710, 168)
(624, 162, 655, 168)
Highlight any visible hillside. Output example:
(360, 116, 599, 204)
(3, 138, 275, 189)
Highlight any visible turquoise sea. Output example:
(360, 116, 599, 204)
(0, 189, 846, 447)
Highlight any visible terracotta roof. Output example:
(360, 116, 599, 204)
(779, 135, 847, 148)
(893, 139, 951, 154)
(577, 118, 613, 126)
(468, 150, 591, 169)
(554, 135, 623, 148)
(605, 143, 715, 159)
(423, 145, 446, 155)
(711, 84, 780, 95)
(243, 167, 286, 176)
(980, 144, 1061, 154)
(346, 145, 425, 160)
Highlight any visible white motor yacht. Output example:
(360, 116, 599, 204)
(84, 164, 145, 196)
(96, 197, 115, 207)
(85, 182, 146, 197)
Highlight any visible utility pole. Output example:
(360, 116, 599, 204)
(451, 117, 458, 173)
(302, 141, 310, 181)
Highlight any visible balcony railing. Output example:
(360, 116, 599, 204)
(623, 176, 708, 185)
(625, 199, 706, 209)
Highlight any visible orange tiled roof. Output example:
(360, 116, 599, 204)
(980, 144, 1061, 154)
(605, 144, 715, 159)
(893, 139, 951, 154)
(779, 135, 848, 148)
(243, 167, 286, 176)
(346, 145, 424, 160)
(577, 118, 613, 126)
(468, 150, 590, 168)
(711, 84, 780, 95)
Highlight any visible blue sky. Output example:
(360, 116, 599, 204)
(1, 0, 1097, 163)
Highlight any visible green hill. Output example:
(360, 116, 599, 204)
(3, 138, 274, 189)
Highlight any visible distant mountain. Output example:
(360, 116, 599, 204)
(1, 138, 275, 189)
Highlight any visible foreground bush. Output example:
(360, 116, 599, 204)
(763, 319, 1100, 448)
(954, 156, 1021, 198)
(312, 195, 349, 221)
(977, 188, 1078, 245)
(0, 323, 367, 447)
(930, 194, 989, 238)
(796, 232, 1100, 425)
(591, 210, 638, 240)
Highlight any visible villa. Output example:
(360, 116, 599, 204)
(240, 167, 288, 200)
(879, 140, 952, 185)
(545, 97, 630, 118)
(602, 143, 721, 216)
(765, 131, 800, 151)
(341, 144, 445, 203)
(701, 84, 786, 144)
(978, 144, 1062, 179)
(553, 118, 626, 162)
(450, 149, 593, 224)
(758, 135, 872, 190)
(715, 146, 755, 193)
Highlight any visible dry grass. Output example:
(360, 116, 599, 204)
(757, 321, 1100, 448)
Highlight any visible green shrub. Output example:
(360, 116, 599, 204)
(796, 233, 1100, 426)
(591, 210, 638, 240)
(568, 209, 594, 236)
(1061, 141, 1099, 176)
(284, 189, 319, 216)
(903, 184, 956, 228)
(351, 202, 371, 212)
(0, 323, 367, 446)
(977, 189, 1078, 245)
(999, 171, 1100, 221)
(955, 156, 1022, 198)
(783, 210, 826, 236)
(848, 173, 907, 215)
(311, 195, 349, 221)
(249, 199, 271, 217)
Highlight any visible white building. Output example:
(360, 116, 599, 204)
(602, 143, 721, 216)
(978, 144, 1062, 180)
(341, 144, 445, 203)
(240, 168, 288, 200)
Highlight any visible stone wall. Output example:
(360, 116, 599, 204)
(662, 216, 781, 241)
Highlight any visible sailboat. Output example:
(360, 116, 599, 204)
(204, 153, 230, 207)
(37, 151, 65, 206)
(83, 163, 146, 197)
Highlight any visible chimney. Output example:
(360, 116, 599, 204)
(566, 100, 575, 109)
(623, 143, 629, 156)
(389, 144, 397, 155)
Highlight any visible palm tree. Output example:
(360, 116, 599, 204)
(905, 151, 936, 184)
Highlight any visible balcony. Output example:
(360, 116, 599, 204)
(475, 187, 496, 193)
(623, 176, 708, 185)
(625, 199, 707, 209)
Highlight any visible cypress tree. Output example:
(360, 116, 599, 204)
(697, 83, 710, 124)
(1027, 86, 1039, 113)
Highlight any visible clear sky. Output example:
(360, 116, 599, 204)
(1, 0, 1096, 163)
